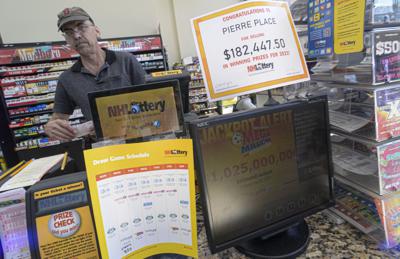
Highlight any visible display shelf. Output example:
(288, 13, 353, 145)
(15, 137, 61, 151)
(14, 131, 46, 141)
(99, 36, 163, 52)
(6, 94, 55, 108)
(331, 177, 400, 249)
(331, 131, 400, 195)
(10, 120, 47, 129)
(3, 80, 57, 99)
(9, 112, 83, 129)
(138, 57, 164, 62)
(324, 82, 400, 142)
(142, 65, 165, 71)
(311, 27, 400, 85)
(0, 35, 168, 167)
(136, 53, 164, 62)
(176, 56, 219, 115)
(189, 92, 207, 97)
(199, 106, 217, 111)
(0, 71, 62, 86)
(2, 85, 26, 99)
(10, 116, 50, 129)
(304, 2, 400, 248)
(0, 60, 74, 77)
(0, 35, 165, 65)
(189, 98, 208, 104)
(194, 108, 218, 115)
(9, 108, 53, 119)
(189, 85, 205, 90)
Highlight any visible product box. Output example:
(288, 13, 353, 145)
(327, 83, 400, 142)
(331, 131, 400, 195)
(311, 27, 400, 85)
(217, 97, 237, 114)
(332, 178, 400, 248)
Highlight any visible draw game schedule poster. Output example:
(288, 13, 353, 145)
(84, 139, 198, 259)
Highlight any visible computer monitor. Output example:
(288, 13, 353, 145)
(88, 80, 186, 142)
(145, 70, 191, 113)
(189, 98, 334, 257)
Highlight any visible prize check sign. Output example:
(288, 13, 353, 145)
(191, 0, 309, 101)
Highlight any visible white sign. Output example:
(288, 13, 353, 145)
(191, 0, 309, 101)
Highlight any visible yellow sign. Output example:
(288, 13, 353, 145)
(151, 70, 182, 77)
(34, 182, 85, 200)
(334, 0, 365, 54)
(191, 0, 309, 101)
(95, 86, 180, 140)
(36, 206, 99, 259)
(84, 139, 198, 259)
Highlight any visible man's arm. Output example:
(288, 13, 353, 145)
(44, 113, 76, 141)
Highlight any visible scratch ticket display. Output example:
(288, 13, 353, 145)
(84, 139, 198, 259)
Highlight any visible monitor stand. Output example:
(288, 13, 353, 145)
(235, 220, 310, 259)
(263, 90, 280, 106)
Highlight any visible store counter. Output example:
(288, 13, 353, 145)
(197, 211, 400, 258)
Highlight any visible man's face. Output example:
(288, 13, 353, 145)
(62, 20, 100, 56)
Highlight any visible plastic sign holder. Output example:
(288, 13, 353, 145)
(191, 0, 309, 101)
(26, 172, 100, 259)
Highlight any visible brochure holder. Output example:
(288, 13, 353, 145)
(325, 82, 400, 142)
(331, 131, 400, 195)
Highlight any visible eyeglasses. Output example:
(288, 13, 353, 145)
(62, 23, 93, 37)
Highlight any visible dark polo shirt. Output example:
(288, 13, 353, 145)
(53, 49, 146, 120)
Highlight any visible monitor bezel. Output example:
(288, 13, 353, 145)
(189, 98, 335, 253)
(88, 80, 186, 142)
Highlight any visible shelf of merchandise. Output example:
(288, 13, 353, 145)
(0, 35, 168, 166)
(8, 108, 54, 119)
(180, 58, 218, 116)
(282, 0, 400, 248)
(99, 35, 168, 73)
(300, 1, 400, 247)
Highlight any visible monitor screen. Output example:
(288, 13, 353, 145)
(189, 99, 334, 253)
(88, 80, 186, 142)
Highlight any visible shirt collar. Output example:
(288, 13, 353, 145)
(71, 48, 116, 72)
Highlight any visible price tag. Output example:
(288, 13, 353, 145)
(373, 29, 400, 84)
(151, 70, 182, 77)
(191, 0, 309, 101)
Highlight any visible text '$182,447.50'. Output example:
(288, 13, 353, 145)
(223, 38, 286, 61)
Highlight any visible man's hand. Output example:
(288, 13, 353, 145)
(44, 113, 76, 141)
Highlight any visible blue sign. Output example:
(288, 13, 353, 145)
(307, 0, 333, 58)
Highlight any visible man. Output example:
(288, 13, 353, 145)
(44, 7, 146, 141)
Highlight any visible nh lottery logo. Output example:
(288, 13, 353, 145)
(164, 150, 188, 156)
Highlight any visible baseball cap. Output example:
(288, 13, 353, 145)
(57, 7, 94, 31)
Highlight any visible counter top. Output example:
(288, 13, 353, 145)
(197, 211, 400, 258)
